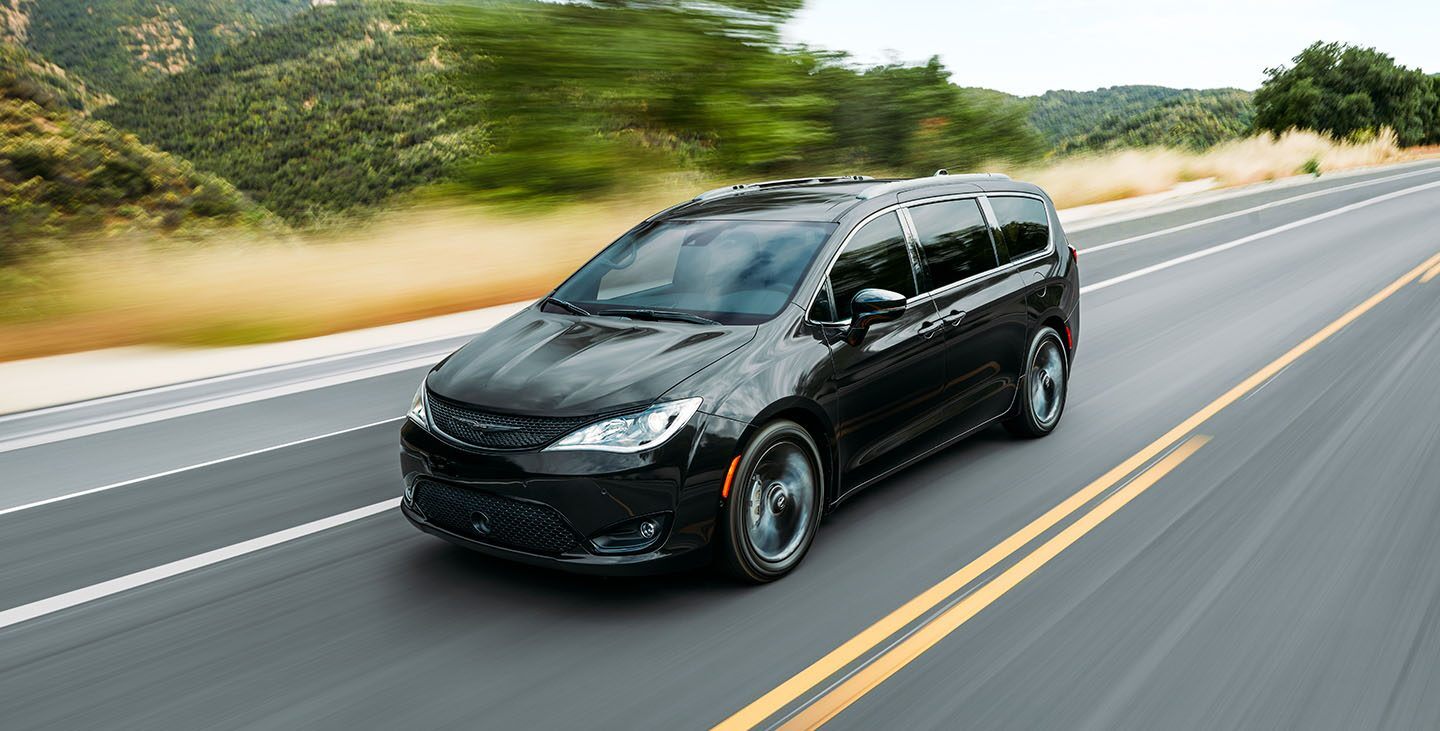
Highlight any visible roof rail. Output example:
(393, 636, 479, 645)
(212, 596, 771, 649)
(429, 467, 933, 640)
(857, 172, 1011, 200)
(694, 175, 874, 201)
(934, 170, 1010, 180)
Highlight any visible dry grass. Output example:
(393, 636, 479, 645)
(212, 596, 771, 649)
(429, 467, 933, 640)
(1, 131, 1435, 362)
(1013, 129, 1412, 208)
(0, 197, 673, 360)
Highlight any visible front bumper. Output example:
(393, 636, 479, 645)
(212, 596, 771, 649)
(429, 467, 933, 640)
(398, 412, 744, 575)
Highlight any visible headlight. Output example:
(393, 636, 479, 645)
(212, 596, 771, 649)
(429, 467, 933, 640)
(546, 398, 702, 453)
(407, 380, 428, 429)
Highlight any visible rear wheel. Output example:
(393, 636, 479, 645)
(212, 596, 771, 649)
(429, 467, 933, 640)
(1004, 326, 1069, 438)
(718, 420, 823, 583)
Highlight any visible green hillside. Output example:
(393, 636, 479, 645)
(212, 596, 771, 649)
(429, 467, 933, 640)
(1029, 85, 1193, 143)
(98, 0, 482, 223)
(1054, 89, 1255, 153)
(1, 41, 268, 250)
(1028, 85, 1255, 153)
(6, 0, 312, 99)
(0, 39, 111, 113)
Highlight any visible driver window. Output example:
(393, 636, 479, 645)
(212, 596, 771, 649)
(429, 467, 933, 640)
(823, 212, 916, 320)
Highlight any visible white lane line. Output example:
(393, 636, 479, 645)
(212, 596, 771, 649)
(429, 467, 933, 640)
(1078, 165, 1440, 256)
(0, 338, 465, 428)
(0, 417, 403, 518)
(0, 498, 399, 632)
(0, 356, 437, 455)
(1080, 178, 1440, 295)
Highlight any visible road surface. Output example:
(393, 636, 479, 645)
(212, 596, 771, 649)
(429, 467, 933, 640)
(4, 161, 1440, 729)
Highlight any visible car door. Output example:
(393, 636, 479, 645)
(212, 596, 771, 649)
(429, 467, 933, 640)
(812, 210, 945, 492)
(905, 196, 1028, 435)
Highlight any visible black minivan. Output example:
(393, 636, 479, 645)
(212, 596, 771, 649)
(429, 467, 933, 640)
(400, 173, 1079, 581)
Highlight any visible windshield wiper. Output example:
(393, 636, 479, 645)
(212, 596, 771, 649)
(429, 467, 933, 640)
(544, 297, 592, 317)
(601, 308, 721, 326)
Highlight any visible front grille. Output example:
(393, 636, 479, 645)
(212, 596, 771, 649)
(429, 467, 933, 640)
(411, 479, 582, 555)
(426, 392, 594, 450)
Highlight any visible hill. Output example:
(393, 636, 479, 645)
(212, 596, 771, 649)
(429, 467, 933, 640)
(98, 0, 482, 223)
(4, 0, 313, 99)
(1, 41, 269, 250)
(1028, 85, 1255, 153)
(1053, 89, 1254, 153)
(0, 38, 111, 113)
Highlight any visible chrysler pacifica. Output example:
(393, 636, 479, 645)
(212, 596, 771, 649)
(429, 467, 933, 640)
(400, 173, 1079, 582)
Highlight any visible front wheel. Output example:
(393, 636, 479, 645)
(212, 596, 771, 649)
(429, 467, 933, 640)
(1004, 326, 1069, 438)
(718, 420, 824, 583)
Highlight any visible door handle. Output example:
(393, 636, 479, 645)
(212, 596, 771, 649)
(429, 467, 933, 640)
(941, 309, 967, 328)
(919, 322, 943, 339)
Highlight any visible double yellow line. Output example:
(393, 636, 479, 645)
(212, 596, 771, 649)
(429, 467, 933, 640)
(1422, 258, 1440, 283)
(715, 249, 1440, 730)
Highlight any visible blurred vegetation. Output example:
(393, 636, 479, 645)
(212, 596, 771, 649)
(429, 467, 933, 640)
(6, 2, 1440, 358)
(1254, 42, 1440, 146)
(99, 1, 482, 223)
(2, 0, 1439, 271)
(0, 41, 270, 260)
(440, 0, 1043, 201)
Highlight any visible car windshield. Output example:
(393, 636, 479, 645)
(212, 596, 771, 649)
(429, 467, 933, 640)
(550, 219, 836, 325)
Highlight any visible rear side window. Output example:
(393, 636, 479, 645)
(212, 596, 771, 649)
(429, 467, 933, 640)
(820, 212, 916, 321)
(990, 196, 1051, 261)
(907, 199, 998, 288)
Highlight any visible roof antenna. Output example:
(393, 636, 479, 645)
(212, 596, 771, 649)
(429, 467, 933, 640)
(934, 168, 949, 176)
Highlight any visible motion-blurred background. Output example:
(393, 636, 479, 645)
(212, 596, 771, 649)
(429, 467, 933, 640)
(1, 0, 1438, 363)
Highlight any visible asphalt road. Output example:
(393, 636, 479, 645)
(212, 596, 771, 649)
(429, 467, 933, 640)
(4, 161, 1440, 730)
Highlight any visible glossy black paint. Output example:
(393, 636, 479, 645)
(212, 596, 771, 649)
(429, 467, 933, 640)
(848, 288, 909, 334)
(425, 313, 755, 416)
(401, 176, 1080, 574)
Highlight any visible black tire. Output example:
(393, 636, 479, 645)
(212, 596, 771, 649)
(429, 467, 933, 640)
(1003, 326, 1069, 438)
(718, 420, 824, 583)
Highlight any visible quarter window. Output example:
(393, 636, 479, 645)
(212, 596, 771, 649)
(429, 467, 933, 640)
(907, 199, 998, 288)
(989, 196, 1051, 261)
(822, 212, 916, 321)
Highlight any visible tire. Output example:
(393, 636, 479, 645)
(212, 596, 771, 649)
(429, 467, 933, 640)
(1003, 326, 1069, 438)
(718, 420, 824, 583)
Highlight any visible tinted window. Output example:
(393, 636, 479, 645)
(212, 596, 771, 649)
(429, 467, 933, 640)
(907, 199, 998, 288)
(990, 196, 1050, 261)
(825, 212, 916, 320)
(552, 219, 834, 325)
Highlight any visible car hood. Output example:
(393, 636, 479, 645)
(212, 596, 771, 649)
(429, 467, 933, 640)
(426, 310, 757, 416)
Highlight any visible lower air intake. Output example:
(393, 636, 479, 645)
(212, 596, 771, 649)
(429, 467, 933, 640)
(412, 479, 582, 556)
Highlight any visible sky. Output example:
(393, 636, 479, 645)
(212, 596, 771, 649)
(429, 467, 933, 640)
(783, 0, 1440, 96)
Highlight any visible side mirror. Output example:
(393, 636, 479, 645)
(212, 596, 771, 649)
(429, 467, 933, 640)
(845, 288, 907, 345)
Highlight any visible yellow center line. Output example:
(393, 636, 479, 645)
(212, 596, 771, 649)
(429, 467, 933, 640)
(1422, 260, 1440, 283)
(711, 249, 1440, 731)
(781, 435, 1212, 730)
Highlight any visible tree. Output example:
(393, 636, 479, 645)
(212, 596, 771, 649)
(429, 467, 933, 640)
(1254, 42, 1440, 146)
(440, 1, 1044, 199)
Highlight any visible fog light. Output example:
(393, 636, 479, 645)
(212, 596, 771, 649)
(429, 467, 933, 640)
(403, 482, 416, 504)
(589, 513, 670, 554)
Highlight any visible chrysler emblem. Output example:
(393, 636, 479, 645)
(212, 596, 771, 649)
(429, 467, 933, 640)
(453, 416, 522, 433)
